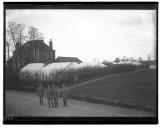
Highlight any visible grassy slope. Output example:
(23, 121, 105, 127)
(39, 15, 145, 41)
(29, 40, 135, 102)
(69, 69, 157, 110)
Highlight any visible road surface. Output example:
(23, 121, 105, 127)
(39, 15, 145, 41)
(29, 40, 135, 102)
(5, 90, 155, 117)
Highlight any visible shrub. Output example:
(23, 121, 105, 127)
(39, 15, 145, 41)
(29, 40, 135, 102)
(17, 64, 144, 89)
(110, 64, 137, 74)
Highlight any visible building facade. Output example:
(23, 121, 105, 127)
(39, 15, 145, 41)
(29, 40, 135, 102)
(7, 39, 55, 72)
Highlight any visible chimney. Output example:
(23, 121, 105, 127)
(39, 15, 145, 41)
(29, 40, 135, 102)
(49, 39, 53, 50)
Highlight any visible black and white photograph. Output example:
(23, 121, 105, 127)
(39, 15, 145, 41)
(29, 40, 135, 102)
(3, 2, 158, 124)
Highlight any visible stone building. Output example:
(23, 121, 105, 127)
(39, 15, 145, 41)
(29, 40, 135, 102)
(7, 39, 55, 72)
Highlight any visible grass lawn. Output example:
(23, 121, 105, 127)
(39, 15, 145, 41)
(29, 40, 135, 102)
(69, 69, 157, 111)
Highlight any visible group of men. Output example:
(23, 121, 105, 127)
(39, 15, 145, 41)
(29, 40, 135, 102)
(36, 83, 68, 108)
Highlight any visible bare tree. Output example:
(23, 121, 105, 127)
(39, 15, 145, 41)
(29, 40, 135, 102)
(17, 23, 26, 45)
(7, 22, 26, 51)
(28, 26, 38, 40)
(138, 57, 142, 62)
(37, 32, 45, 40)
(6, 22, 26, 68)
(28, 26, 44, 40)
(6, 22, 45, 71)
(102, 60, 113, 66)
(17, 23, 26, 67)
(7, 22, 18, 49)
(5, 40, 9, 61)
(114, 57, 120, 63)
(122, 56, 128, 61)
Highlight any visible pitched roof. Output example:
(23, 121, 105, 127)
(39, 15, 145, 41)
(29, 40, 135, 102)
(55, 56, 82, 63)
(20, 63, 45, 72)
(19, 62, 78, 80)
(21, 40, 55, 51)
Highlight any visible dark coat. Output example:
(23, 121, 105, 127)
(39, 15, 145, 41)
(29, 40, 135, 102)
(46, 89, 53, 100)
(52, 88, 58, 99)
(60, 88, 68, 99)
(36, 86, 45, 97)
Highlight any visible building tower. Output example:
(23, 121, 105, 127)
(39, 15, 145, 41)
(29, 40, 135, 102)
(49, 39, 53, 50)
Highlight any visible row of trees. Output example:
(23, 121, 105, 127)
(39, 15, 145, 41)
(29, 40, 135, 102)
(113, 56, 143, 63)
(102, 56, 142, 66)
(103, 55, 152, 66)
(113, 55, 152, 63)
(6, 22, 44, 61)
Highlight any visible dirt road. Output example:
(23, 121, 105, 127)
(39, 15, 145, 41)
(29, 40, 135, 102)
(5, 90, 155, 117)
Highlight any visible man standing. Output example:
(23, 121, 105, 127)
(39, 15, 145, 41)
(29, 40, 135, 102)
(61, 84, 68, 106)
(52, 84, 58, 107)
(36, 83, 45, 105)
(46, 85, 54, 108)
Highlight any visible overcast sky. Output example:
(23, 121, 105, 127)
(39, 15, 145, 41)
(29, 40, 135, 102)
(6, 9, 156, 62)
